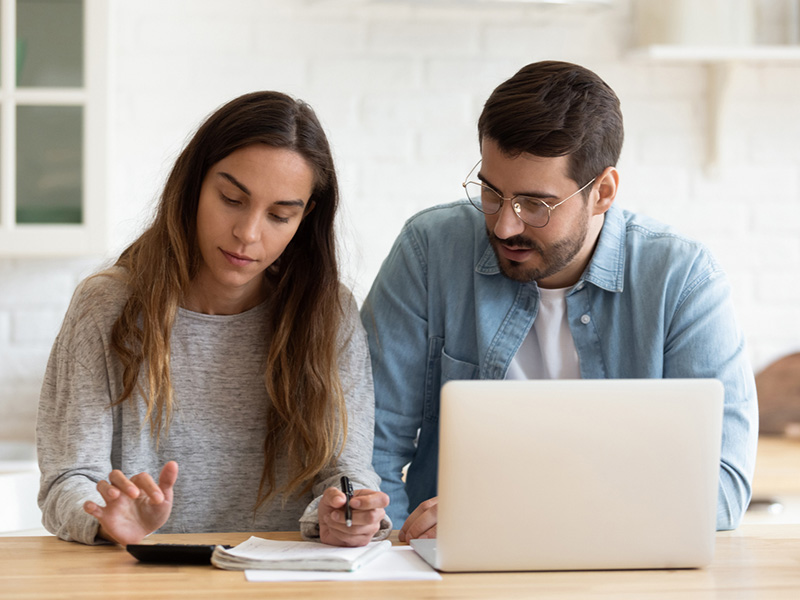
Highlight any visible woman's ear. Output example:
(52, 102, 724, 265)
(592, 166, 618, 216)
(303, 200, 316, 218)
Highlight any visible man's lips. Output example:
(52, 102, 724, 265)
(220, 249, 256, 266)
(497, 244, 535, 262)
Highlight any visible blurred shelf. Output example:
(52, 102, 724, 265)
(312, 0, 612, 7)
(632, 44, 800, 63)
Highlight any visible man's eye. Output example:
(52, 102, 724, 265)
(518, 197, 547, 209)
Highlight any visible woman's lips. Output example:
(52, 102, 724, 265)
(221, 249, 255, 267)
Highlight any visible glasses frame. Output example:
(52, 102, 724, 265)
(462, 159, 596, 228)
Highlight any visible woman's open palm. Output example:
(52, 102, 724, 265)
(84, 461, 179, 545)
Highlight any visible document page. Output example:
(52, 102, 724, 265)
(245, 546, 442, 582)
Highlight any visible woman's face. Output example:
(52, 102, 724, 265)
(192, 144, 315, 312)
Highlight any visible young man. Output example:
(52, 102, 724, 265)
(360, 61, 758, 540)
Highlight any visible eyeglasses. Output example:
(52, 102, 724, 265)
(462, 159, 596, 228)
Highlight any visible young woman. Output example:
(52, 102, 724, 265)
(36, 92, 390, 547)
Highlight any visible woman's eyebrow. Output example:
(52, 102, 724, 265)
(218, 172, 251, 196)
(274, 199, 306, 208)
(217, 172, 306, 207)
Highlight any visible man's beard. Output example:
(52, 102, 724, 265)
(486, 216, 589, 284)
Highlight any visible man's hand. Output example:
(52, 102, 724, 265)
(318, 487, 389, 547)
(84, 461, 179, 545)
(398, 496, 438, 542)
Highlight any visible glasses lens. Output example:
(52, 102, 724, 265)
(514, 197, 550, 228)
(465, 182, 501, 215)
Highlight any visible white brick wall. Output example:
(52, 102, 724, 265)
(2, 0, 800, 442)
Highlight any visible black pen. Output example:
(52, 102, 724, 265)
(340, 475, 354, 527)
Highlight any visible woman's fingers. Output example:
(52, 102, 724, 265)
(349, 489, 389, 510)
(95, 479, 121, 503)
(83, 500, 103, 519)
(107, 470, 140, 499)
(158, 461, 179, 491)
(129, 471, 163, 504)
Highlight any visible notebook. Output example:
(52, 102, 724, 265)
(211, 536, 391, 571)
(410, 378, 724, 572)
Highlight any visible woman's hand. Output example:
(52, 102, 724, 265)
(318, 486, 389, 547)
(398, 496, 438, 542)
(84, 461, 179, 545)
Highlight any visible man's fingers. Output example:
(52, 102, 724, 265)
(404, 507, 437, 540)
(400, 497, 438, 542)
(417, 524, 437, 540)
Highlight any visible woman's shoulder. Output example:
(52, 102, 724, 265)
(63, 266, 133, 331)
(335, 282, 366, 345)
(73, 265, 131, 305)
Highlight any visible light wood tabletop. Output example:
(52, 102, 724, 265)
(752, 435, 800, 496)
(1, 525, 800, 599)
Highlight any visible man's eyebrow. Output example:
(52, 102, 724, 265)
(217, 173, 306, 208)
(478, 172, 559, 200)
(218, 172, 251, 196)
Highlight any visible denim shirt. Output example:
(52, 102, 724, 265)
(361, 201, 758, 531)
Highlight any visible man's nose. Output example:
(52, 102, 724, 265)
(493, 199, 526, 240)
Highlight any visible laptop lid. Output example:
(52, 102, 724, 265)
(415, 379, 723, 572)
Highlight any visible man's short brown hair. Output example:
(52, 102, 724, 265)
(478, 61, 624, 189)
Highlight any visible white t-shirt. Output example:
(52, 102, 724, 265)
(505, 286, 581, 380)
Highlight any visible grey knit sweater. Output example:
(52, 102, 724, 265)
(36, 271, 389, 545)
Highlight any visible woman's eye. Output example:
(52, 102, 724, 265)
(271, 214, 290, 224)
(220, 192, 241, 205)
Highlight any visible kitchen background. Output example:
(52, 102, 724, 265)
(1, 0, 799, 451)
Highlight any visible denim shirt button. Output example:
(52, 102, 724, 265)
(575, 282, 584, 291)
(580, 314, 591, 325)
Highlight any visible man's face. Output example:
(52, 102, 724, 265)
(480, 138, 597, 289)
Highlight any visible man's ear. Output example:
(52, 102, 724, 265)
(592, 167, 618, 216)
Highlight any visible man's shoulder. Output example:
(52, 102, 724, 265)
(403, 201, 490, 264)
(618, 208, 717, 263)
(402, 200, 481, 233)
(614, 207, 722, 285)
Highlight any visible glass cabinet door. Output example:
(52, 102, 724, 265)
(16, 0, 83, 87)
(16, 105, 83, 224)
(0, 0, 106, 256)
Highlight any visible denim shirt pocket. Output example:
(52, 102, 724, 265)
(424, 336, 480, 423)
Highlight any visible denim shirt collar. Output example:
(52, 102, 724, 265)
(474, 204, 626, 293)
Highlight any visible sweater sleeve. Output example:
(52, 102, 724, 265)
(36, 280, 121, 545)
(299, 289, 392, 540)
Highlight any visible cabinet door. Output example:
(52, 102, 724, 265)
(0, 0, 107, 256)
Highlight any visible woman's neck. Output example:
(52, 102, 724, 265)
(182, 274, 268, 315)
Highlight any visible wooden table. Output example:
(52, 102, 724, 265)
(752, 435, 800, 496)
(2, 525, 800, 599)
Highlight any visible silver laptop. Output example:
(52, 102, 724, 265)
(410, 379, 723, 572)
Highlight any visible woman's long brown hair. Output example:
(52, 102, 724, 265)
(107, 92, 345, 507)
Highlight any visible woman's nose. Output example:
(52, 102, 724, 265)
(233, 212, 261, 244)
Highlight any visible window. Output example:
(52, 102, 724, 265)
(0, 0, 107, 255)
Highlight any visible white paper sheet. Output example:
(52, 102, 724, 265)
(244, 546, 442, 582)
